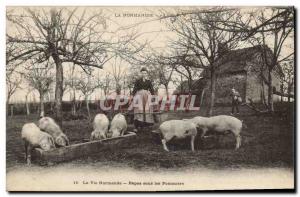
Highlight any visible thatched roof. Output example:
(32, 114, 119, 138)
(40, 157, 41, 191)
(217, 45, 265, 73)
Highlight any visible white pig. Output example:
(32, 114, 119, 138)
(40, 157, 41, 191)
(21, 123, 55, 165)
(107, 113, 127, 138)
(90, 113, 109, 141)
(38, 117, 70, 147)
(157, 120, 197, 152)
(188, 115, 242, 149)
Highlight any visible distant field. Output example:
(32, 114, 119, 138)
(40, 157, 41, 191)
(6, 104, 294, 172)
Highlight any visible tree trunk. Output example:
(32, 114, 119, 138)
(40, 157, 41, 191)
(287, 78, 293, 103)
(180, 75, 183, 92)
(72, 88, 76, 115)
(185, 92, 192, 112)
(280, 83, 283, 103)
(206, 68, 216, 116)
(123, 83, 126, 95)
(116, 84, 121, 95)
(287, 84, 291, 102)
(85, 96, 91, 120)
(53, 56, 64, 126)
(10, 104, 14, 117)
(260, 80, 264, 104)
(25, 95, 30, 115)
(78, 100, 82, 110)
(200, 88, 206, 109)
(72, 102, 77, 115)
(39, 93, 45, 117)
(267, 70, 274, 112)
(6, 99, 10, 117)
(188, 79, 192, 94)
(261, 80, 267, 107)
(50, 101, 54, 112)
(26, 102, 30, 115)
(164, 84, 169, 97)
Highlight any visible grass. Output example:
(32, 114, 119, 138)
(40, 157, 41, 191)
(6, 104, 294, 172)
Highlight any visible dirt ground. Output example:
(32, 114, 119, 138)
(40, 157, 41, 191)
(6, 104, 294, 172)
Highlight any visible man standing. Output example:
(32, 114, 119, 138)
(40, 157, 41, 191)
(230, 88, 241, 115)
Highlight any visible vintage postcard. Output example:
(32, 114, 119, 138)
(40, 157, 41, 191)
(6, 6, 295, 191)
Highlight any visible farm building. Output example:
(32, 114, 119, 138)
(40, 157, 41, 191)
(175, 45, 284, 105)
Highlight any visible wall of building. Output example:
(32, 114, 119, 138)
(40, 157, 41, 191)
(246, 65, 282, 103)
(245, 74, 265, 103)
(199, 50, 284, 105)
(202, 72, 281, 105)
(202, 72, 247, 104)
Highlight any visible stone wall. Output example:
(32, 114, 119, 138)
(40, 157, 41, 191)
(202, 72, 247, 105)
(245, 62, 282, 103)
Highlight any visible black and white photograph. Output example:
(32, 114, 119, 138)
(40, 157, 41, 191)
(5, 6, 295, 191)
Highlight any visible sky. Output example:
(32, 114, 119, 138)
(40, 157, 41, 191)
(7, 6, 179, 103)
(6, 6, 294, 103)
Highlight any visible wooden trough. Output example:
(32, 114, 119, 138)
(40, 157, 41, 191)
(32, 132, 136, 164)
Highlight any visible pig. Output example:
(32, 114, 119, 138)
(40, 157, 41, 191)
(156, 120, 197, 152)
(21, 123, 55, 165)
(188, 115, 242, 149)
(107, 113, 127, 138)
(90, 113, 109, 141)
(38, 117, 70, 147)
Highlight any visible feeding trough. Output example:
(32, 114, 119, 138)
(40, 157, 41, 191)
(32, 132, 136, 164)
